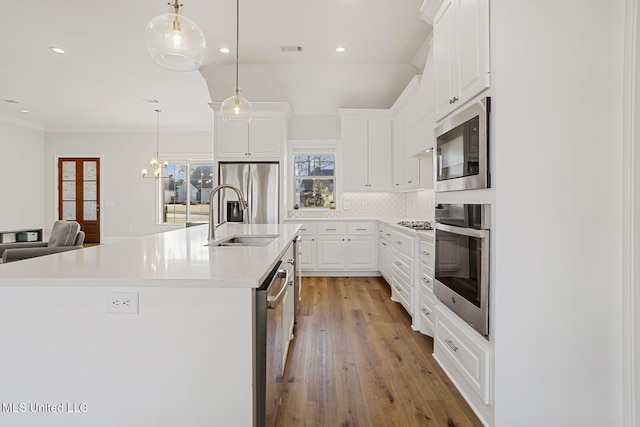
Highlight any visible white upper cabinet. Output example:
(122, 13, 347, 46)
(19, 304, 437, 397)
(434, 0, 490, 120)
(340, 111, 392, 192)
(213, 103, 291, 160)
(392, 110, 421, 191)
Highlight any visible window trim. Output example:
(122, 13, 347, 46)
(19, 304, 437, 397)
(156, 158, 214, 225)
(288, 140, 341, 211)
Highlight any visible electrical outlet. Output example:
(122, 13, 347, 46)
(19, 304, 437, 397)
(106, 292, 139, 314)
(343, 201, 351, 210)
(361, 202, 368, 210)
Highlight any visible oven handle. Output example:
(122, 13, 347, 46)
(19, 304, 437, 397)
(435, 222, 489, 238)
(267, 268, 290, 309)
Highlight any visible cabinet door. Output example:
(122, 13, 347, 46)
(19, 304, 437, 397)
(392, 111, 405, 189)
(456, 0, 490, 104)
(299, 236, 317, 271)
(434, 0, 456, 118)
(341, 117, 369, 191)
(317, 236, 347, 270)
(248, 116, 282, 159)
(347, 235, 376, 270)
(216, 120, 250, 158)
(367, 118, 392, 190)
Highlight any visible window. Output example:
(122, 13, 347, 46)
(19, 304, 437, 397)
(161, 162, 214, 224)
(293, 154, 335, 208)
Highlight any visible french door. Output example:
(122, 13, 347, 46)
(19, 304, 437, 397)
(57, 157, 100, 243)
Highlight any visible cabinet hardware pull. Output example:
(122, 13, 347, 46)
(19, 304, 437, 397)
(452, 96, 459, 103)
(395, 241, 402, 244)
(326, 228, 336, 231)
(445, 340, 459, 352)
(407, 180, 412, 183)
(301, 228, 306, 231)
(312, 238, 315, 242)
(386, 233, 391, 236)
(356, 228, 367, 231)
(382, 242, 387, 246)
(342, 239, 345, 241)
(422, 277, 430, 283)
(396, 183, 400, 186)
(422, 308, 430, 316)
(348, 238, 351, 241)
(421, 251, 430, 256)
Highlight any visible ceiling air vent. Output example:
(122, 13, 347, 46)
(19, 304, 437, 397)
(280, 46, 303, 53)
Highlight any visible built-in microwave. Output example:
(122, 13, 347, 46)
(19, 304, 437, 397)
(434, 204, 490, 337)
(434, 98, 490, 192)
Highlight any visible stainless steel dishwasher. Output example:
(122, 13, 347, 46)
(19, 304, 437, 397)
(254, 243, 295, 427)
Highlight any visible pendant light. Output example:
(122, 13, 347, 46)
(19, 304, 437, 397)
(220, 0, 253, 125)
(145, 0, 207, 72)
(141, 109, 168, 179)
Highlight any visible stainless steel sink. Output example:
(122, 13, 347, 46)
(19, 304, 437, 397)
(207, 235, 277, 247)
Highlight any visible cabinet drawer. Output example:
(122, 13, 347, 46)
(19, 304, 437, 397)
(418, 297, 436, 331)
(297, 223, 317, 235)
(391, 252, 412, 280)
(419, 262, 434, 291)
(391, 271, 412, 314)
(348, 222, 376, 235)
(418, 239, 435, 266)
(378, 224, 388, 239)
(317, 223, 347, 235)
(391, 231, 414, 257)
(434, 306, 491, 404)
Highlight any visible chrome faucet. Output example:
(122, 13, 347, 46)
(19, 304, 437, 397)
(208, 184, 248, 242)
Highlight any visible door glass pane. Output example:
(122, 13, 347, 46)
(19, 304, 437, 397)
(62, 182, 76, 200)
(83, 161, 97, 180)
(83, 182, 97, 201)
(62, 201, 76, 220)
(84, 201, 97, 221)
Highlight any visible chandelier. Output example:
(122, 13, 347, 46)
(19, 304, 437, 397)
(141, 109, 168, 178)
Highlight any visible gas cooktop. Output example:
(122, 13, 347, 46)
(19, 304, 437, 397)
(396, 220, 433, 231)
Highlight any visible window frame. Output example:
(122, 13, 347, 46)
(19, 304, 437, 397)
(288, 140, 340, 211)
(156, 158, 214, 225)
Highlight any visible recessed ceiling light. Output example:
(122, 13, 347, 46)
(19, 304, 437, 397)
(49, 46, 65, 54)
(3, 99, 18, 104)
(219, 47, 230, 54)
(20, 109, 30, 113)
(335, 46, 347, 53)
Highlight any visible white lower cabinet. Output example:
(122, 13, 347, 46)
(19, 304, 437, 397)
(286, 221, 378, 275)
(317, 235, 348, 270)
(434, 304, 492, 408)
(390, 250, 413, 315)
(297, 224, 317, 270)
(377, 224, 393, 282)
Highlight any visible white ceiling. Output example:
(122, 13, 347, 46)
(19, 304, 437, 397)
(0, 0, 430, 132)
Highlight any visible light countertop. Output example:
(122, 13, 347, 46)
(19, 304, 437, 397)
(0, 223, 301, 288)
(284, 217, 434, 237)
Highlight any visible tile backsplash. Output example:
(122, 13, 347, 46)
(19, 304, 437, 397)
(287, 190, 434, 219)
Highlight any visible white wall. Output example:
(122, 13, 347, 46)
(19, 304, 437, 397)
(44, 131, 213, 241)
(493, 1, 624, 425)
(0, 116, 45, 231)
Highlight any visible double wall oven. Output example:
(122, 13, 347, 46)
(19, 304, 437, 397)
(434, 204, 490, 337)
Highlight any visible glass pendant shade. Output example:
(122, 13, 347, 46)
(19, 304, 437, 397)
(220, 90, 253, 125)
(145, 13, 206, 72)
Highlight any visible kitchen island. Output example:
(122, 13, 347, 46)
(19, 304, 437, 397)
(0, 223, 300, 427)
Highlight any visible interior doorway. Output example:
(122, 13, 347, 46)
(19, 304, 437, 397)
(57, 157, 100, 243)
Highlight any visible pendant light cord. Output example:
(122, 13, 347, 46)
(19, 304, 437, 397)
(156, 109, 161, 158)
(235, 0, 240, 94)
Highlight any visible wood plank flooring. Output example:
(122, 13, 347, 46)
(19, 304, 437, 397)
(277, 276, 483, 427)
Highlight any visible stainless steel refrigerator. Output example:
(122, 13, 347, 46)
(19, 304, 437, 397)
(218, 162, 280, 224)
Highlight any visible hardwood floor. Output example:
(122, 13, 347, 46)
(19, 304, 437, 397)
(277, 276, 483, 427)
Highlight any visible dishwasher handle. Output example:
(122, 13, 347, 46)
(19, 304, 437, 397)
(267, 268, 290, 309)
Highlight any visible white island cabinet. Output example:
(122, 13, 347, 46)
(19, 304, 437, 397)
(0, 223, 300, 427)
